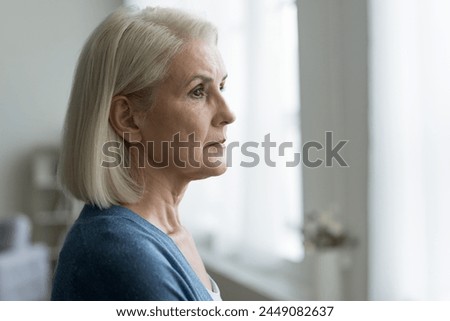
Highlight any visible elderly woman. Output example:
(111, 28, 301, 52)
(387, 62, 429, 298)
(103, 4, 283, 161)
(51, 7, 235, 301)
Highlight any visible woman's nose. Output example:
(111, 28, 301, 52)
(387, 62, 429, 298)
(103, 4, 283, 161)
(213, 95, 236, 126)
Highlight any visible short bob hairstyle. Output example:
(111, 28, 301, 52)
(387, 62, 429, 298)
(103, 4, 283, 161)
(59, 7, 218, 208)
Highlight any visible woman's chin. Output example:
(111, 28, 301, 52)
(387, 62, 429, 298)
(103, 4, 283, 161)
(207, 163, 228, 177)
(189, 162, 228, 181)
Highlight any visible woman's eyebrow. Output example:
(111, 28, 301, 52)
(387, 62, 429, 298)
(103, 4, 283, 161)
(185, 74, 228, 87)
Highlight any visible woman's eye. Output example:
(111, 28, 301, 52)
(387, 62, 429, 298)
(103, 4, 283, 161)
(220, 84, 226, 92)
(191, 86, 205, 98)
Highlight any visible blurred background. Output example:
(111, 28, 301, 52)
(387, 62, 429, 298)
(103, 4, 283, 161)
(0, 0, 448, 300)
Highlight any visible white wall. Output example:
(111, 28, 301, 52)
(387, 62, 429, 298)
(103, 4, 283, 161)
(0, 0, 121, 219)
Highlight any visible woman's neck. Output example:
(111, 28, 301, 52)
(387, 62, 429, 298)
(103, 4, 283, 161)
(124, 169, 189, 235)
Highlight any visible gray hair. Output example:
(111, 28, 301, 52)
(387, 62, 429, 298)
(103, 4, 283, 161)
(59, 7, 218, 208)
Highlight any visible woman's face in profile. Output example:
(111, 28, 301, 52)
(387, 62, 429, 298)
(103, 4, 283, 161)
(138, 40, 235, 180)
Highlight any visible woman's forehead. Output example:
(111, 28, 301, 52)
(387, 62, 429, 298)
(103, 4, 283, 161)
(168, 40, 227, 85)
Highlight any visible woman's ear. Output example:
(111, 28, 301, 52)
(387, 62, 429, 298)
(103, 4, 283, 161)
(109, 96, 143, 142)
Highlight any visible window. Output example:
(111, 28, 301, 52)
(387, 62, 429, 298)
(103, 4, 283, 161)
(125, 0, 302, 263)
(369, 0, 450, 299)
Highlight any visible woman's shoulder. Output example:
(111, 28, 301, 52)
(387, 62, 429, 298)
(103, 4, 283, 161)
(53, 204, 211, 300)
(67, 204, 175, 261)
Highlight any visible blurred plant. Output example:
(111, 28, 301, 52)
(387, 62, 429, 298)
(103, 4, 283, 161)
(302, 209, 350, 252)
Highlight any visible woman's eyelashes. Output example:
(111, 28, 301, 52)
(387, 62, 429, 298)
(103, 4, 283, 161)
(190, 85, 206, 99)
(189, 82, 226, 99)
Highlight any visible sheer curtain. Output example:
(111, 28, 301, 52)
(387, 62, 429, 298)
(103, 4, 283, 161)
(124, 0, 302, 264)
(369, 0, 450, 299)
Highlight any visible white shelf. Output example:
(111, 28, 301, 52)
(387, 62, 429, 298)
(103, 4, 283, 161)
(30, 147, 75, 264)
(32, 149, 59, 190)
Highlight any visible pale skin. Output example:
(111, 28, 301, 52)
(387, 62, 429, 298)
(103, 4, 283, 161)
(109, 40, 235, 291)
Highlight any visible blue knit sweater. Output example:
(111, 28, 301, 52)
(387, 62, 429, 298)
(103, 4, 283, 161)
(51, 204, 212, 301)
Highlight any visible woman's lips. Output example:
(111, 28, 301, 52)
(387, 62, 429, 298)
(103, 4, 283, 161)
(204, 139, 226, 148)
(205, 142, 225, 148)
(204, 142, 226, 154)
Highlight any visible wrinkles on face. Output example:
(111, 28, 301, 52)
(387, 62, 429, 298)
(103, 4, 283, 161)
(132, 40, 233, 181)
